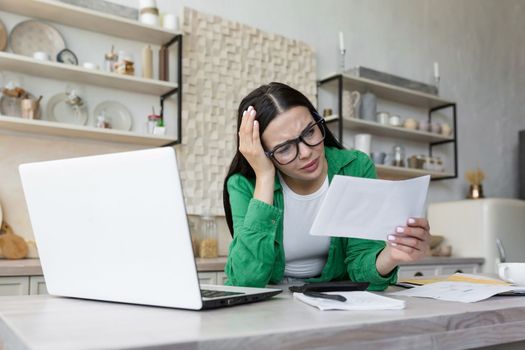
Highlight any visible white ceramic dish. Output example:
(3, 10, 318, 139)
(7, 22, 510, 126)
(9, 20, 66, 61)
(93, 101, 133, 131)
(45, 92, 88, 125)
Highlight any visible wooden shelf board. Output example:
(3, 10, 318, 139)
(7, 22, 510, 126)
(0, 0, 180, 45)
(342, 117, 454, 143)
(376, 164, 454, 180)
(0, 115, 177, 146)
(0, 52, 178, 95)
(320, 73, 454, 108)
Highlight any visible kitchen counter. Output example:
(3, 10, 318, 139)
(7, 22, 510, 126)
(1, 290, 525, 349)
(0, 259, 42, 276)
(0, 256, 483, 276)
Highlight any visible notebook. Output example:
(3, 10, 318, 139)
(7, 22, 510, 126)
(19, 147, 281, 310)
(294, 291, 406, 311)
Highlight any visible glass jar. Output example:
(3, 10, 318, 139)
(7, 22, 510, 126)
(198, 215, 218, 258)
(392, 144, 405, 167)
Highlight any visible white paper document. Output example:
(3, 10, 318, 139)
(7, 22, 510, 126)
(390, 282, 520, 303)
(309, 175, 430, 240)
(294, 291, 406, 311)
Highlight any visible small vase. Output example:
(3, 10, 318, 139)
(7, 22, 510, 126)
(467, 184, 484, 199)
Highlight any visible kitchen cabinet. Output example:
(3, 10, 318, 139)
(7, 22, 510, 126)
(318, 73, 457, 180)
(0, 0, 182, 146)
(29, 275, 48, 295)
(0, 276, 30, 296)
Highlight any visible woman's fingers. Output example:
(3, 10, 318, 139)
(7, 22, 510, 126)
(387, 234, 423, 251)
(394, 226, 429, 242)
(407, 217, 430, 231)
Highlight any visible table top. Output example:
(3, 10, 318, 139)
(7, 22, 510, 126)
(0, 289, 524, 350)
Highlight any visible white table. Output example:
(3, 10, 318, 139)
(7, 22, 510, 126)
(0, 291, 525, 350)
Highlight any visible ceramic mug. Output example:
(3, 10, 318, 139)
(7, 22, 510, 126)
(354, 133, 371, 155)
(376, 111, 390, 125)
(32, 51, 50, 61)
(370, 151, 386, 164)
(498, 263, 525, 285)
(389, 114, 402, 127)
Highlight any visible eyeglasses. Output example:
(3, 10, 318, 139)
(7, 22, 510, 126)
(265, 117, 326, 165)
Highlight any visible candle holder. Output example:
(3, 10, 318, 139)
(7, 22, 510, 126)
(339, 49, 346, 73)
(434, 76, 440, 94)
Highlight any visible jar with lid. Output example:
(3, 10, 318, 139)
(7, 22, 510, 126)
(104, 46, 117, 72)
(392, 144, 405, 167)
(198, 215, 218, 258)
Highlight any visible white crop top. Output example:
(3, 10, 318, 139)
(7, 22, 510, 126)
(279, 173, 331, 278)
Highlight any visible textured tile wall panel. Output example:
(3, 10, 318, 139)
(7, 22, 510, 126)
(179, 8, 316, 215)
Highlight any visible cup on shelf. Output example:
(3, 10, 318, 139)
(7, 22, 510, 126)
(418, 120, 429, 132)
(32, 51, 50, 61)
(354, 134, 371, 155)
(440, 122, 452, 137)
(370, 151, 386, 165)
(430, 122, 442, 134)
(376, 111, 390, 125)
(403, 118, 418, 130)
(388, 114, 402, 127)
(162, 13, 178, 31)
(82, 62, 100, 70)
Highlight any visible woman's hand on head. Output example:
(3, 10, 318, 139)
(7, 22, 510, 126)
(376, 217, 431, 276)
(238, 106, 275, 178)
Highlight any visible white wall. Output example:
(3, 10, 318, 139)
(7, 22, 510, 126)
(129, 0, 524, 202)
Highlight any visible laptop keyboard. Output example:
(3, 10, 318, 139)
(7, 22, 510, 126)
(200, 289, 244, 298)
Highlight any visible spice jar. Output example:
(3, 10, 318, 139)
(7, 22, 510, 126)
(392, 144, 405, 167)
(104, 46, 117, 73)
(198, 215, 218, 258)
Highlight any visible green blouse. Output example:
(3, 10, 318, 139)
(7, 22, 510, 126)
(224, 147, 398, 291)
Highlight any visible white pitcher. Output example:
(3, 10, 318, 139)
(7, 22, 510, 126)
(343, 90, 361, 119)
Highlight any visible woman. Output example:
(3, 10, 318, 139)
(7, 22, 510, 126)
(223, 82, 431, 290)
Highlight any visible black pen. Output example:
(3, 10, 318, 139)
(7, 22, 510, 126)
(303, 291, 347, 302)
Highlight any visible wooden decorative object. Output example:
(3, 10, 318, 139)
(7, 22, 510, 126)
(0, 222, 28, 260)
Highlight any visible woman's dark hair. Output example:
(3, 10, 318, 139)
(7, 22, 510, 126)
(223, 82, 343, 236)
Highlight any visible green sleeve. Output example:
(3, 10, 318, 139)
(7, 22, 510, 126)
(224, 174, 282, 287)
(343, 151, 398, 291)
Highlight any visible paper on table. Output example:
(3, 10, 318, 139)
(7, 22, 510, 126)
(310, 175, 430, 240)
(294, 291, 406, 311)
(390, 281, 519, 303)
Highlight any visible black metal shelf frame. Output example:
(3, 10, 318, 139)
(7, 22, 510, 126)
(160, 34, 183, 147)
(317, 74, 458, 180)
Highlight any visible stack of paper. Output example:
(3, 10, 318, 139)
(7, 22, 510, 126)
(294, 291, 406, 311)
(391, 274, 525, 303)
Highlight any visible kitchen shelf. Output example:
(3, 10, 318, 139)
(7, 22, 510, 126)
(320, 73, 454, 109)
(318, 73, 458, 181)
(341, 117, 453, 143)
(0, 0, 181, 44)
(375, 164, 454, 180)
(0, 115, 177, 146)
(0, 52, 178, 95)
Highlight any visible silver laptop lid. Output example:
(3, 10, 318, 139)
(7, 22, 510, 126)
(19, 148, 203, 310)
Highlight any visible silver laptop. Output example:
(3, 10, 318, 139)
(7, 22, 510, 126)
(19, 147, 281, 310)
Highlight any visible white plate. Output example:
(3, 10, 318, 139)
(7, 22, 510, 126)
(93, 101, 133, 131)
(9, 20, 66, 61)
(45, 92, 88, 125)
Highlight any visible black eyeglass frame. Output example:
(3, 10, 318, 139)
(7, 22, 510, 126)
(264, 115, 326, 165)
